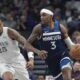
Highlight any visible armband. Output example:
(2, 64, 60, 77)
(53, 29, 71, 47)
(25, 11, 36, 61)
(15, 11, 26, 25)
(64, 37, 74, 48)
(28, 51, 34, 59)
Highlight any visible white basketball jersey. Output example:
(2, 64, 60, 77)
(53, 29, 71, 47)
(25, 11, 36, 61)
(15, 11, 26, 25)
(0, 27, 25, 64)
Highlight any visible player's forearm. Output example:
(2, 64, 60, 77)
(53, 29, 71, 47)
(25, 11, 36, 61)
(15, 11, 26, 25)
(25, 41, 41, 55)
(20, 38, 27, 46)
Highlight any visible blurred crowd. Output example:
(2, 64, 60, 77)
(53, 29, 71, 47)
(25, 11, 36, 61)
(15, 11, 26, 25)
(0, 0, 80, 80)
(0, 0, 80, 33)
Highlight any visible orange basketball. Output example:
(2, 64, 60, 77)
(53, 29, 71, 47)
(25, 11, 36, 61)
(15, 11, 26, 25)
(69, 44, 80, 60)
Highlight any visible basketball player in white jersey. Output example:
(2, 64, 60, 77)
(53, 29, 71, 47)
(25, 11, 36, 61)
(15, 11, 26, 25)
(0, 20, 47, 80)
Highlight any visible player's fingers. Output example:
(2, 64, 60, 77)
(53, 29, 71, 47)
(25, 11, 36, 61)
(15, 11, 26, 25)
(26, 63, 29, 68)
(27, 64, 33, 70)
(28, 66, 33, 70)
(27, 62, 31, 67)
(42, 50, 48, 54)
(41, 53, 47, 59)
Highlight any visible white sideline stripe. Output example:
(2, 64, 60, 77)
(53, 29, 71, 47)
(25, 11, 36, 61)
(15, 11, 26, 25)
(43, 32, 61, 36)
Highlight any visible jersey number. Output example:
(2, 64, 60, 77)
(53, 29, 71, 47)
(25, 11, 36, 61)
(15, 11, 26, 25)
(0, 47, 7, 53)
(51, 41, 56, 50)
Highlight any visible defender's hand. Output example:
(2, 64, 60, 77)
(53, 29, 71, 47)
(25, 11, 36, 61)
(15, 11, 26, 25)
(37, 50, 48, 59)
(27, 59, 34, 70)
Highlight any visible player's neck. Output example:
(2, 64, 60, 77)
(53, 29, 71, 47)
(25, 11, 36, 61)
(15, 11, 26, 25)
(48, 20, 54, 29)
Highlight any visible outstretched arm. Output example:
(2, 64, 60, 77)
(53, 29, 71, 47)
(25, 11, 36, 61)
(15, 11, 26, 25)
(27, 24, 48, 59)
(27, 24, 42, 54)
(8, 28, 41, 54)
(8, 28, 27, 46)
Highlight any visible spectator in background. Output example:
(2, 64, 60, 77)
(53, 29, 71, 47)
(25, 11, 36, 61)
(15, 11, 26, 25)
(67, 9, 80, 36)
(4, 13, 17, 28)
(54, 8, 67, 26)
(16, 15, 27, 30)
(65, 3, 72, 20)
(13, 0, 24, 9)
(72, 61, 80, 80)
(67, 8, 79, 22)
(71, 30, 80, 43)
(37, 0, 51, 9)
(76, 36, 80, 44)
(0, 11, 6, 20)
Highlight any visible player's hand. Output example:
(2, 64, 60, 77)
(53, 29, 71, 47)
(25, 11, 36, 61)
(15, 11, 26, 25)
(27, 59, 34, 70)
(37, 50, 48, 59)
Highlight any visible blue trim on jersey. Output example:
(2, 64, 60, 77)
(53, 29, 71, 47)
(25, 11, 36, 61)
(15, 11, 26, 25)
(60, 57, 72, 70)
(54, 20, 60, 32)
(42, 20, 60, 32)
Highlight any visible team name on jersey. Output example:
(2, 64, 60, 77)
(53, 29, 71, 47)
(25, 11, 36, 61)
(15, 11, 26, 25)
(0, 41, 8, 53)
(42, 32, 61, 41)
(0, 41, 8, 46)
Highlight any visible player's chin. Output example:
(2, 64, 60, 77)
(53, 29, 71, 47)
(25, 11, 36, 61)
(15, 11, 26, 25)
(41, 20, 46, 24)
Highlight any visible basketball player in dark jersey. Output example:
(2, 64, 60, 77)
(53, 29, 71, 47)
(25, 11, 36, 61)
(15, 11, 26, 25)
(27, 8, 74, 80)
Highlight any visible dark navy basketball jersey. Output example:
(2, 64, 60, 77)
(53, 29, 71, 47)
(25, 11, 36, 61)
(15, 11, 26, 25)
(38, 20, 70, 77)
(39, 20, 68, 59)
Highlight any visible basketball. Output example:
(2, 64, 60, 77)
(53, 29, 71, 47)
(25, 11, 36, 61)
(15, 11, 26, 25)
(69, 44, 80, 60)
